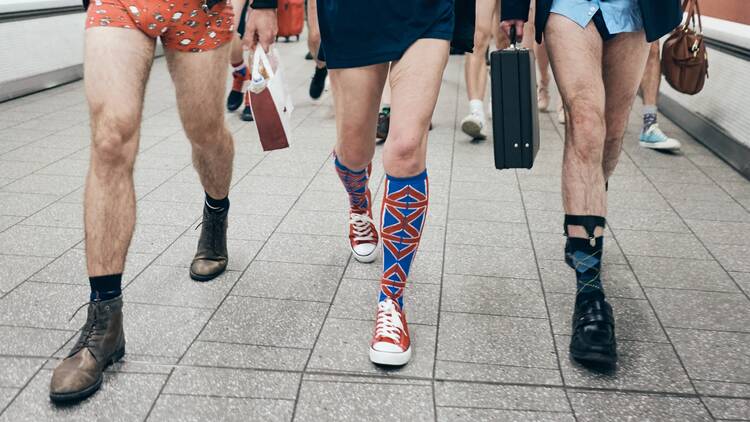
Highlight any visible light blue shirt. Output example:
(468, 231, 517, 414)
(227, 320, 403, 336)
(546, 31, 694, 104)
(550, 0, 643, 34)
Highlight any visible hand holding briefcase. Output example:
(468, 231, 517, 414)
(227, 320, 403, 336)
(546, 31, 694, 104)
(490, 27, 540, 169)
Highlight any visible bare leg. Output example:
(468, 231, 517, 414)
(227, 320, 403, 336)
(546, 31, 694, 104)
(84, 28, 155, 276)
(639, 42, 661, 106)
(381, 71, 391, 108)
(229, 0, 246, 64)
(166, 45, 234, 199)
(330, 63, 388, 170)
(545, 14, 606, 238)
(386, 39, 450, 176)
(602, 33, 650, 179)
(464, 0, 495, 103)
(307, 0, 324, 68)
(492, 4, 510, 50)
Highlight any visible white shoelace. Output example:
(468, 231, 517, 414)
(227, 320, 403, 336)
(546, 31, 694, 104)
(374, 299, 404, 343)
(349, 213, 375, 242)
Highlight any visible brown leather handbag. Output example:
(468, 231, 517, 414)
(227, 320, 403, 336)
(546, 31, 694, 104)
(661, 0, 708, 95)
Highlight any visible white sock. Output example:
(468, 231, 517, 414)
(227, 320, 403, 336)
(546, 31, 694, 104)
(232, 62, 246, 72)
(469, 99, 485, 119)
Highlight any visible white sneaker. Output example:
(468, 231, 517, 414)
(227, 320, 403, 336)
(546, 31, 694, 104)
(639, 124, 682, 150)
(369, 298, 411, 366)
(348, 213, 379, 263)
(460, 112, 487, 140)
(557, 106, 565, 125)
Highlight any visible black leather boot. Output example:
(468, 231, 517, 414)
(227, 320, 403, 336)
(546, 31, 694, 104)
(190, 205, 228, 281)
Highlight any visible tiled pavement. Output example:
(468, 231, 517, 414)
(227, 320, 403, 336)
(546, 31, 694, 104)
(1, 38, 750, 422)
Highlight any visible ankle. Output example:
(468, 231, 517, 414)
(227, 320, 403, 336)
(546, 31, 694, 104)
(89, 274, 122, 301)
(205, 192, 229, 213)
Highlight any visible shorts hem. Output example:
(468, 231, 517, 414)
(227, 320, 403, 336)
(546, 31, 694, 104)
(326, 32, 452, 69)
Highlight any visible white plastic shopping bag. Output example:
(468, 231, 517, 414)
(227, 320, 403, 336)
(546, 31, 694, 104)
(248, 47, 293, 151)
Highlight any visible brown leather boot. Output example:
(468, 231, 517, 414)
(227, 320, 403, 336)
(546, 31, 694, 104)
(190, 205, 228, 281)
(49, 296, 125, 403)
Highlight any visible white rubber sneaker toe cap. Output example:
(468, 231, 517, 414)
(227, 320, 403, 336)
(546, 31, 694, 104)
(369, 343, 412, 366)
(352, 242, 378, 263)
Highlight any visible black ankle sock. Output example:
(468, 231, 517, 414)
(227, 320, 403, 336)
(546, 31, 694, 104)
(89, 274, 122, 301)
(205, 192, 229, 213)
(566, 236, 605, 303)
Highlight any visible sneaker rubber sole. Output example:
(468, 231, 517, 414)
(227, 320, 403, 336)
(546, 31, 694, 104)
(352, 244, 379, 263)
(49, 346, 125, 404)
(639, 141, 680, 151)
(461, 120, 486, 140)
(369, 345, 412, 366)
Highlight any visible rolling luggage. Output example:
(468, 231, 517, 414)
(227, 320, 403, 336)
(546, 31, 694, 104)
(490, 27, 540, 169)
(276, 0, 304, 41)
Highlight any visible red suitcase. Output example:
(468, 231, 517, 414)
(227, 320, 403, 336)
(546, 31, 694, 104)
(276, 0, 304, 41)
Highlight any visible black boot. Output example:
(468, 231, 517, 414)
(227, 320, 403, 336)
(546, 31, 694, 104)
(190, 205, 229, 281)
(309, 66, 328, 99)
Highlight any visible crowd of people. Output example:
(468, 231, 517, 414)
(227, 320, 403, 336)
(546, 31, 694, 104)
(49, 0, 684, 404)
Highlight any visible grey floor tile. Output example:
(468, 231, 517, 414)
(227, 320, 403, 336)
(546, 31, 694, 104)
(199, 296, 328, 349)
(1, 174, 83, 196)
(223, 193, 298, 216)
(0, 369, 166, 422)
(127, 223, 187, 255)
(669, 199, 749, 223)
(330, 278, 438, 325)
(308, 317, 436, 379)
(163, 366, 299, 399)
(547, 294, 667, 342)
(451, 181, 521, 202)
(21, 201, 83, 229)
(256, 233, 350, 266)
(0, 357, 45, 388)
(448, 198, 527, 223)
(684, 219, 750, 246)
(523, 190, 564, 212)
(731, 271, 750, 296)
(148, 395, 293, 422)
(0, 192, 59, 217)
(181, 340, 308, 371)
(614, 229, 711, 259)
(155, 235, 262, 272)
(441, 274, 547, 317)
(437, 407, 575, 422)
(0, 387, 17, 412)
(233, 261, 343, 302)
(705, 243, 750, 272)
(0, 216, 22, 232)
(446, 219, 531, 248)
(0, 326, 73, 357)
(0, 255, 53, 293)
(608, 190, 672, 211)
(629, 256, 739, 292)
(703, 397, 750, 420)
(539, 260, 645, 299)
(694, 380, 750, 398)
(556, 336, 693, 393)
(434, 359, 562, 385)
(568, 391, 712, 422)
(276, 209, 346, 237)
(435, 381, 570, 412)
(0, 282, 89, 330)
(123, 302, 212, 357)
(135, 200, 201, 227)
(294, 378, 434, 422)
(608, 208, 689, 233)
(445, 243, 538, 280)
(0, 225, 82, 258)
(342, 249, 443, 284)
(294, 189, 350, 212)
(525, 209, 564, 233)
(437, 312, 556, 369)
(125, 265, 239, 309)
(646, 288, 750, 332)
(667, 327, 750, 384)
(32, 249, 154, 286)
(232, 175, 310, 196)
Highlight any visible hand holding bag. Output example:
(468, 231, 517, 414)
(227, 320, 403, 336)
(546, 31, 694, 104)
(661, 0, 708, 95)
(249, 47, 293, 151)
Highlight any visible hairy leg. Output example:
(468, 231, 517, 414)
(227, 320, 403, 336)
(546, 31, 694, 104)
(386, 38, 450, 176)
(229, 0, 246, 64)
(166, 44, 234, 199)
(84, 27, 155, 276)
(602, 33, 651, 179)
(464, 0, 495, 102)
(330, 63, 389, 170)
(639, 41, 661, 106)
(545, 14, 606, 238)
(307, 0, 324, 68)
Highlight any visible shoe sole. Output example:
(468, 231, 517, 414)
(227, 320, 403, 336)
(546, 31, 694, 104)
(461, 120, 486, 140)
(639, 141, 680, 150)
(190, 266, 227, 282)
(369, 346, 412, 366)
(570, 347, 617, 367)
(49, 346, 125, 404)
(352, 246, 379, 263)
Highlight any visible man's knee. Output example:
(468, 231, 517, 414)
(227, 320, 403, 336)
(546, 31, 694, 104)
(566, 96, 606, 162)
(91, 108, 138, 169)
(473, 26, 492, 54)
(383, 131, 425, 175)
(184, 116, 228, 148)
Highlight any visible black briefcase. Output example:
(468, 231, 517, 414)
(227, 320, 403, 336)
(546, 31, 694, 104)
(490, 29, 540, 169)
